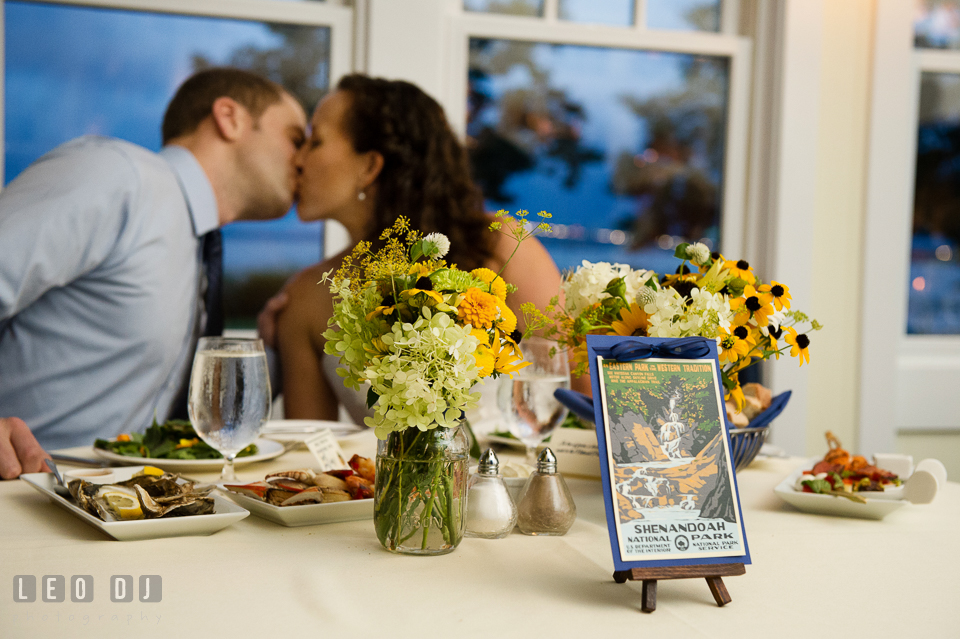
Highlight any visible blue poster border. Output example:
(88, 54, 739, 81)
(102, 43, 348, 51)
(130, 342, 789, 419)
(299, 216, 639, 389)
(586, 334, 752, 572)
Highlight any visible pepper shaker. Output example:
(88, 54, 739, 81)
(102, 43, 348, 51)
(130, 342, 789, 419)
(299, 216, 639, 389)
(516, 448, 577, 536)
(465, 448, 518, 539)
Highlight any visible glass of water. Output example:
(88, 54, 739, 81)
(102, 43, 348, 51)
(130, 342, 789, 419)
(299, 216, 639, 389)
(499, 337, 570, 464)
(187, 337, 271, 481)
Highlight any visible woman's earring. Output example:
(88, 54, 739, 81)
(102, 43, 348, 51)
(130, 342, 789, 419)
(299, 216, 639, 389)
(357, 190, 366, 201)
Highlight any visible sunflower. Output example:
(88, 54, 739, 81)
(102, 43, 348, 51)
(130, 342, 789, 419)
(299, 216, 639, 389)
(457, 288, 500, 329)
(759, 280, 792, 311)
(784, 327, 811, 366)
(609, 303, 649, 337)
(729, 285, 774, 327)
(724, 258, 756, 283)
(470, 267, 508, 300)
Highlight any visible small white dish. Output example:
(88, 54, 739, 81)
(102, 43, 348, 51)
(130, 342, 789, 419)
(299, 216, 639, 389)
(873, 453, 913, 478)
(91, 438, 285, 472)
(218, 487, 373, 527)
(773, 459, 908, 520)
(63, 468, 116, 484)
(21, 466, 249, 541)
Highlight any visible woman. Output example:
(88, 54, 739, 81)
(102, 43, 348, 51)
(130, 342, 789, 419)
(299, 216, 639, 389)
(275, 74, 561, 421)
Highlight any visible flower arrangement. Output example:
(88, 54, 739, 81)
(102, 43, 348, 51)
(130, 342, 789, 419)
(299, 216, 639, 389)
(323, 212, 549, 437)
(323, 211, 548, 555)
(523, 242, 821, 411)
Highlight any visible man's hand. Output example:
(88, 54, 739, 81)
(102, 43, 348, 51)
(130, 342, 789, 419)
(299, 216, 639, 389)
(0, 417, 50, 479)
(257, 291, 289, 349)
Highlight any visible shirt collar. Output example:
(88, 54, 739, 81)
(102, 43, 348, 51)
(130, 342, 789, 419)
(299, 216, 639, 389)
(160, 145, 219, 237)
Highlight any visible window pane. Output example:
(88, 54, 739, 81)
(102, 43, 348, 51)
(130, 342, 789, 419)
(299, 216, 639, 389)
(646, 0, 720, 32)
(909, 72, 960, 333)
(559, 0, 634, 27)
(464, 0, 543, 17)
(5, 1, 331, 329)
(915, 0, 960, 49)
(468, 39, 729, 275)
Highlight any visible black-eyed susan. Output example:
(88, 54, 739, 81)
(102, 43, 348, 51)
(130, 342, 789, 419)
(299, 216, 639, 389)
(724, 258, 756, 283)
(759, 280, 792, 311)
(729, 285, 774, 327)
(609, 303, 649, 337)
(365, 294, 399, 321)
(726, 382, 745, 413)
(471, 267, 508, 300)
(492, 330, 529, 376)
(401, 276, 445, 305)
(784, 327, 811, 366)
(457, 287, 500, 329)
(718, 324, 755, 365)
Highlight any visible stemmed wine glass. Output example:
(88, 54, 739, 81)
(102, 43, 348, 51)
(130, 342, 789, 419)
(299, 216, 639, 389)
(187, 337, 271, 481)
(498, 337, 570, 464)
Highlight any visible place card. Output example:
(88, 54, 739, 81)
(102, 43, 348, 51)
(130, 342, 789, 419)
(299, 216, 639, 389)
(549, 428, 601, 478)
(304, 429, 349, 472)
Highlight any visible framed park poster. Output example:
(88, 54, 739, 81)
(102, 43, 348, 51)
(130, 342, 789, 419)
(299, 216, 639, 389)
(586, 335, 751, 571)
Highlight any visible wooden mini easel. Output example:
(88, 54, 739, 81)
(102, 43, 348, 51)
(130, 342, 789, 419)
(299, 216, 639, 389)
(613, 563, 745, 613)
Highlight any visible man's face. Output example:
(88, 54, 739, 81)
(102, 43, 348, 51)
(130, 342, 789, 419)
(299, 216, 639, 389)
(235, 92, 307, 221)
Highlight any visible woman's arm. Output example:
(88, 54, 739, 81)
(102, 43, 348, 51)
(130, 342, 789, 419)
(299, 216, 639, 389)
(276, 264, 340, 420)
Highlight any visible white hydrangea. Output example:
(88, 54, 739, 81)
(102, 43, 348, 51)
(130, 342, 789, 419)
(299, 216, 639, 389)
(422, 233, 450, 259)
(562, 261, 654, 315)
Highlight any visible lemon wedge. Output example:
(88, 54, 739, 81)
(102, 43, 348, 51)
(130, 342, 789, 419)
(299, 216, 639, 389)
(139, 466, 164, 476)
(96, 487, 144, 520)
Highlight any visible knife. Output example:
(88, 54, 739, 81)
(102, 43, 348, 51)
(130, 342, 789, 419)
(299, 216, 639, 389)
(49, 453, 127, 468)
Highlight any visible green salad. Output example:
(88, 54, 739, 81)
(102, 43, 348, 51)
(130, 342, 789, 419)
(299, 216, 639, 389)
(94, 419, 258, 460)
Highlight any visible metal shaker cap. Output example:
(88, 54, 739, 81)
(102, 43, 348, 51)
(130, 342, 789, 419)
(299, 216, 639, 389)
(478, 448, 501, 476)
(536, 448, 558, 475)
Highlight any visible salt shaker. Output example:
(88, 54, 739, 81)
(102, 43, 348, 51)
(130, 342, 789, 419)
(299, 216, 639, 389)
(465, 448, 518, 539)
(516, 448, 577, 536)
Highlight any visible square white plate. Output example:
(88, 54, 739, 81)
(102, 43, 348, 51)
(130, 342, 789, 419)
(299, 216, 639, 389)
(21, 467, 249, 541)
(219, 487, 373, 527)
(773, 459, 908, 520)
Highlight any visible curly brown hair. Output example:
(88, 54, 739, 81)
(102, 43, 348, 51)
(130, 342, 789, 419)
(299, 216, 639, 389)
(336, 74, 495, 271)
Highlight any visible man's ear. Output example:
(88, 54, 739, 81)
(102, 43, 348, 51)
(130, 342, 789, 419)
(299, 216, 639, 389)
(210, 96, 248, 142)
(359, 151, 385, 189)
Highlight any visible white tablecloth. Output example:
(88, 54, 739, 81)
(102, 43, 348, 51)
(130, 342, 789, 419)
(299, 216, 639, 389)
(2, 433, 956, 639)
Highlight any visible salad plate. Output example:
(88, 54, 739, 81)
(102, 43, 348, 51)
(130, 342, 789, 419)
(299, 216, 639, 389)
(773, 458, 908, 520)
(91, 438, 284, 472)
(218, 486, 373, 527)
(21, 466, 249, 541)
(260, 419, 368, 443)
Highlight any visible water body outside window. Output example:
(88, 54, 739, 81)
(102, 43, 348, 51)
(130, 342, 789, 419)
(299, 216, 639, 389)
(4, 1, 330, 329)
(909, 71, 960, 333)
(467, 38, 729, 276)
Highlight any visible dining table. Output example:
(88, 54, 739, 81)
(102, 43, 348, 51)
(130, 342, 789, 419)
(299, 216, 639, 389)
(1, 430, 956, 639)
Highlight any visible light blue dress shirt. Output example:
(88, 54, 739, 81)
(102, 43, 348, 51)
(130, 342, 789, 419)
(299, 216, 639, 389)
(0, 136, 218, 449)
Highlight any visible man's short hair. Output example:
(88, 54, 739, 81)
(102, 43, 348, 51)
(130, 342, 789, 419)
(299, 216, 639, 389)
(162, 68, 285, 144)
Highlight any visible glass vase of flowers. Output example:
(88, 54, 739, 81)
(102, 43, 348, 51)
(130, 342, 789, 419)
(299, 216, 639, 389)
(523, 242, 821, 414)
(323, 213, 547, 554)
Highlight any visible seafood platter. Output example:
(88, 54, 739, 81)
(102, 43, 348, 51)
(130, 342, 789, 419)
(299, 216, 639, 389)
(20, 466, 248, 541)
(220, 455, 375, 527)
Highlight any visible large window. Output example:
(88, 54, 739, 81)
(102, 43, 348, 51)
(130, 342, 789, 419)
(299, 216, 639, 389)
(3, 0, 350, 328)
(449, 1, 747, 277)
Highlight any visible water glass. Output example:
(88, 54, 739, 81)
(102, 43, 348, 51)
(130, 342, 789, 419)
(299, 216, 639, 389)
(187, 337, 271, 481)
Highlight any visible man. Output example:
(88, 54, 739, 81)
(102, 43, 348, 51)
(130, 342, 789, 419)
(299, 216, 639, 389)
(0, 68, 307, 478)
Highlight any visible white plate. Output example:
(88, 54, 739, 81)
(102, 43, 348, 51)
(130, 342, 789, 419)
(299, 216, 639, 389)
(484, 434, 526, 449)
(218, 487, 373, 527)
(91, 438, 285, 472)
(20, 467, 249, 541)
(773, 459, 908, 520)
(260, 419, 367, 443)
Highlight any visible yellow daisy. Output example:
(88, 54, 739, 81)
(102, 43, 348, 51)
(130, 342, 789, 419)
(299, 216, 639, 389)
(724, 258, 756, 283)
(759, 280, 792, 311)
(718, 325, 754, 365)
(471, 267, 508, 300)
(729, 284, 774, 326)
(609, 303, 649, 337)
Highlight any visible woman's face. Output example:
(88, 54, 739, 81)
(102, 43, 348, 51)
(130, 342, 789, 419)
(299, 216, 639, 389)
(295, 90, 374, 226)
